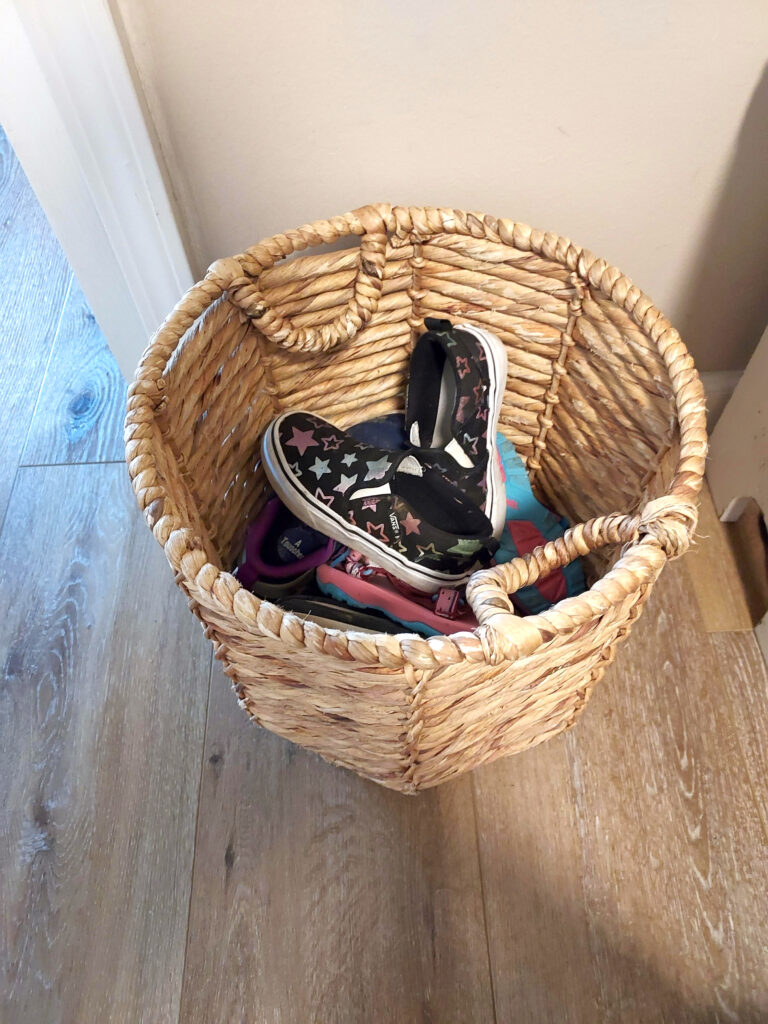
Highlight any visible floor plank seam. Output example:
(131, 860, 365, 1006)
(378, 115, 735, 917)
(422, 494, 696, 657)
(712, 632, 768, 848)
(18, 458, 127, 469)
(177, 648, 216, 1024)
(563, 729, 611, 1014)
(469, 775, 500, 1024)
(0, 275, 73, 544)
(18, 272, 74, 454)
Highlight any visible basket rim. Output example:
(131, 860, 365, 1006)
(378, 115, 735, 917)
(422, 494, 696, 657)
(124, 203, 708, 670)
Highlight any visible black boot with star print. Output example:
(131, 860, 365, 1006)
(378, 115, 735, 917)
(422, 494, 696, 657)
(262, 411, 498, 593)
(405, 318, 508, 539)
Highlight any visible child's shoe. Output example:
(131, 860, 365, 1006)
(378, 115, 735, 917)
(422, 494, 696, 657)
(233, 495, 335, 599)
(261, 410, 498, 593)
(317, 549, 478, 637)
(405, 317, 508, 537)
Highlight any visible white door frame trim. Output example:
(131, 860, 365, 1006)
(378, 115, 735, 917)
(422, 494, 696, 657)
(0, 0, 193, 380)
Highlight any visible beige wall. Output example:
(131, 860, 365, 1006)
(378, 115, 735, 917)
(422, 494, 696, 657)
(113, 0, 768, 372)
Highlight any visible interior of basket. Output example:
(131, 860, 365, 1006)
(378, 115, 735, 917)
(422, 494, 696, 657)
(159, 233, 679, 583)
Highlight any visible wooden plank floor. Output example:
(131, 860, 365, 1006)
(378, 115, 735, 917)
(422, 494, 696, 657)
(2, 124, 767, 1022)
(0, 127, 71, 527)
(0, 465, 212, 1023)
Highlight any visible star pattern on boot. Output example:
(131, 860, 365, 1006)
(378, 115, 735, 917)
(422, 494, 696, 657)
(463, 433, 480, 456)
(309, 457, 331, 478)
(456, 395, 471, 423)
(456, 356, 471, 379)
(364, 456, 389, 481)
(333, 474, 357, 495)
(314, 487, 334, 507)
(366, 522, 389, 543)
(447, 537, 483, 555)
(285, 426, 318, 456)
(401, 512, 421, 535)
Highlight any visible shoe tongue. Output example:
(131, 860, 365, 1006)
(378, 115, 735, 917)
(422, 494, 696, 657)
(276, 524, 325, 564)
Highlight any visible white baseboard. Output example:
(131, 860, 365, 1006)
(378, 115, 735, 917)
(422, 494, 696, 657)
(700, 371, 742, 431)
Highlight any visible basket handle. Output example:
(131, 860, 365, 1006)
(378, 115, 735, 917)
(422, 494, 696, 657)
(465, 498, 697, 663)
(207, 204, 392, 354)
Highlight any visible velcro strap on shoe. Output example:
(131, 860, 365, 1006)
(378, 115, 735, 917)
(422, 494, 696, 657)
(435, 587, 462, 619)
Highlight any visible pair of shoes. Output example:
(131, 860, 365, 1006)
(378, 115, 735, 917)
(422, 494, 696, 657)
(317, 433, 588, 634)
(261, 319, 509, 593)
(236, 421, 586, 634)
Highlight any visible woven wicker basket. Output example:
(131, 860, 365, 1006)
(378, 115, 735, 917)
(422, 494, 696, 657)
(125, 203, 707, 792)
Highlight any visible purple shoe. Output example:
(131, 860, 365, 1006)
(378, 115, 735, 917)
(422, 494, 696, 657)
(234, 495, 335, 599)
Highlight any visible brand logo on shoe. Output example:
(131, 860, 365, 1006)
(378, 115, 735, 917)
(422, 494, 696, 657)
(279, 537, 303, 559)
(389, 512, 401, 538)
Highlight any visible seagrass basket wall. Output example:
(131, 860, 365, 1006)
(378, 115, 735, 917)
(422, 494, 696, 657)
(125, 204, 707, 793)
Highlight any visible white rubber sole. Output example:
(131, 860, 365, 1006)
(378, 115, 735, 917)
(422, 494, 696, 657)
(261, 416, 477, 594)
(455, 323, 509, 539)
